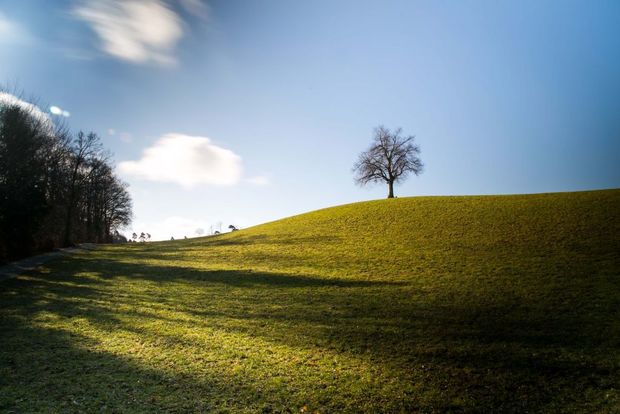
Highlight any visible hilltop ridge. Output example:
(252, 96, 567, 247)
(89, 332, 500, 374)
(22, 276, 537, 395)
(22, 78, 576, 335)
(2, 189, 619, 412)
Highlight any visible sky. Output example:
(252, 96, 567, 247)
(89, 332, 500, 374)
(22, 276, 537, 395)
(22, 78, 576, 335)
(1, 0, 619, 240)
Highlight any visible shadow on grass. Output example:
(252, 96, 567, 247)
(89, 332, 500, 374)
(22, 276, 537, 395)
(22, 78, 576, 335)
(98, 263, 394, 288)
(183, 233, 343, 248)
(1, 253, 618, 412)
(126, 233, 343, 252)
(0, 322, 285, 413)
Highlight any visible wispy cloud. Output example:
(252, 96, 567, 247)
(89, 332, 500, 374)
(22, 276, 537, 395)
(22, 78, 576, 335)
(0, 12, 30, 44)
(0, 12, 15, 37)
(73, 0, 184, 66)
(119, 133, 243, 188)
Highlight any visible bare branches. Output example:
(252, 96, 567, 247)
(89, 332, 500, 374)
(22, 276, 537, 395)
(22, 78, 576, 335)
(352, 125, 424, 198)
(0, 88, 133, 259)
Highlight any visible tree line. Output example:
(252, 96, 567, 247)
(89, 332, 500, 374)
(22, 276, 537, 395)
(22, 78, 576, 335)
(0, 92, 132, 262)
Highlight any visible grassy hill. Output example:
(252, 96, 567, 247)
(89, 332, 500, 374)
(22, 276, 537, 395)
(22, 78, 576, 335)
(1, 189, 619, 412)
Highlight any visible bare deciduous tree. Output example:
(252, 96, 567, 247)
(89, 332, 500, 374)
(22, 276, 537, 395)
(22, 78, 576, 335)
(0, 88, 133, 261)
(353, 126, 423, 198)
(64, 131, 103, 245)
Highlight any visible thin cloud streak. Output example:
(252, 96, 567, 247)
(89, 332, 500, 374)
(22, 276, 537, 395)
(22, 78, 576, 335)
(0, 11, 31, 44)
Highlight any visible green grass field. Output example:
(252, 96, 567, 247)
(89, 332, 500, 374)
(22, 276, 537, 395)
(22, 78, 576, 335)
(1, 189, 619, 413)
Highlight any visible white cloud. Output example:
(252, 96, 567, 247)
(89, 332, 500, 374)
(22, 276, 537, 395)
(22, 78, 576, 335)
(119, 133, 243, 188)
(0, 92, 54, 131)
(130, 214, 250, 241)
(131, 215, 211, 241)
(73, 0, 184, 66)
(50, 105, 71, 117)
(108, 128, 116, 135)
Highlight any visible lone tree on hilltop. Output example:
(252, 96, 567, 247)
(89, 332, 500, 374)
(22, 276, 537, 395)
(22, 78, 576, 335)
(353, 126, 423, 198)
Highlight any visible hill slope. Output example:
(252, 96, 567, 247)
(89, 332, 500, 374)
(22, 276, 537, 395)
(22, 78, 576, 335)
(1, 190, 619, 412)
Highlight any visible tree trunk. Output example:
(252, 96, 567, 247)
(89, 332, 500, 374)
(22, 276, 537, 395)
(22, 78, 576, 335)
(63, 160, 81, 246)
(387, 180, 394, 198)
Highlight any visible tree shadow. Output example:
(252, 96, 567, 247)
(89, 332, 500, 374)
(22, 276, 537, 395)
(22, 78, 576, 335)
(126, 233, 342, 250)
(1, 253, 618, 412)
(48, 254, 400, 288)
(0, 321, 303, 412)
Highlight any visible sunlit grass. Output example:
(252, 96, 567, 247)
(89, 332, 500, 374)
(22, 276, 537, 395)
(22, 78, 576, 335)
(1, 190, 619, 412)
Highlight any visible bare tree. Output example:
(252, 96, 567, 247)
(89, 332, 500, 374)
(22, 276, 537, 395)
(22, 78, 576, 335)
(64, 131, 103, 245)
(0, 87, 133, 261)
(353, 126, 423, 198)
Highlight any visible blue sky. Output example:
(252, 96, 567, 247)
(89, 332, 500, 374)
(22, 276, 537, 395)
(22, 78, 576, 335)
(1, 0, 619, 239)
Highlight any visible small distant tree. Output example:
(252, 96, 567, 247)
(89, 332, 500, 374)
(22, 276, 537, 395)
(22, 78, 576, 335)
(112, 231, 127, 243)
(353, 126, 423, 198)
(132, 232, 137, 242)
(228, 225, 238, 232)
(146, 233, 151, 241)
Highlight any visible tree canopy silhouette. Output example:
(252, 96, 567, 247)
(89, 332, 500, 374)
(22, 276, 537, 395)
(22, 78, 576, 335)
(0, 89, 132, 261)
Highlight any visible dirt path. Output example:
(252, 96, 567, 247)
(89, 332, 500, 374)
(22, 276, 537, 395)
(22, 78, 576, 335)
(0, 244, 97, 282)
